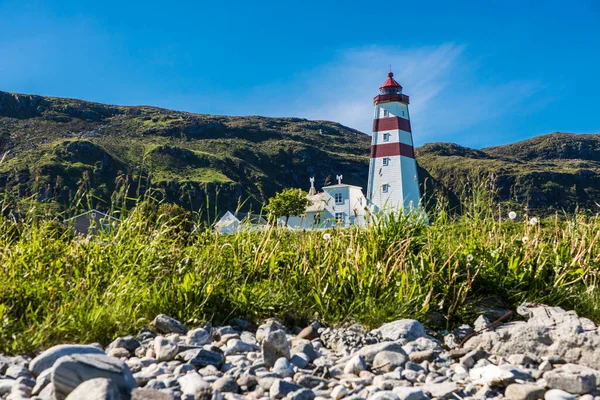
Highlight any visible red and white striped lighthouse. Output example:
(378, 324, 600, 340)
(366, 72, 422, 213)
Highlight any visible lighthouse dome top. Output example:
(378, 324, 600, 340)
(379, 72, 403, 94)
(374, 71, 410, 105)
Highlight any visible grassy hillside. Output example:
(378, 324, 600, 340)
(0, 91, 370, 216)
(1, 90, 599, 216)
(418, 133, 600, 214)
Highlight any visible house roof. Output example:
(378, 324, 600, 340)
(305, 192, 330, 212)
(379, 72, 403, 90)
(322, 183, 363, 190)
(217, 211, 267, 226)
(64, 209, 120, 223)
(235, 212, 268, 225)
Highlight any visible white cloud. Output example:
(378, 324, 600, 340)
(276, 43, 546, 146)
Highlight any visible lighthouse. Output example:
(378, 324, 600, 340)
(366, 72, 422, 214)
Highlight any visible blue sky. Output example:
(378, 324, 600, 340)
(0, 0, 598, 148)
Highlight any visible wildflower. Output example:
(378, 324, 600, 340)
(529, 217, 538, 226)
(508, 211, 517, 220)
(466, 254, 474, 262)
(346, 247, 354, 255)
(322, 233, 332, 240)
(522, 236, 529, 244)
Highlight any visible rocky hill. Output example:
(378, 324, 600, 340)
(0, 91, 370, 215)
(418, 133, 600, 213)
(0, 90, 598, 215)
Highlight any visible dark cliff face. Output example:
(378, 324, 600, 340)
(1, 90, 598, 215)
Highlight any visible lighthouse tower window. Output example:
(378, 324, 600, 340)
(334, 193, 343, 204)
(383, 158, 390, 166)
(382, 184, 390, 193)
(382, 133, 390, 142)
(383, 109, 389, 118)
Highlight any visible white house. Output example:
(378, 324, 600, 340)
(214, 211, 268, 234)
(286, 175, 368, 229)
(216, 71, 426, 233)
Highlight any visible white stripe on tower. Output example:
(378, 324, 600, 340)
(366, 72, 422, 214)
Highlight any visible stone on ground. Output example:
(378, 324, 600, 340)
(373, 350, 408, 372)
(287, 387, 316, 400)
(153, 336, 179, 362)
(29, 344, 105, 377)
(131, 388, 176, 399)
(504, 383, 545, 400)
(421, 381, 458, 398)
(543, 364, 596, 394)
(544, 389, 576, 400)
(64, 378, 120, 400)
(51, 354, 137, 400)
(270, 379, 303, 399)
(464, 304, 600, 370)
(178, 372, 210, 396)
(392, 386, 429, 400)
(150, 314, 188, 335)
(262, 330, 291, 367)
(372, 320, 426, 341)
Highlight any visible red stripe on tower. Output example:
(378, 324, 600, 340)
(370, 143, 415, 159)
(373, 117, 411, 133)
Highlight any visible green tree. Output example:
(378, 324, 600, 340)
(265, 188, 309, 226)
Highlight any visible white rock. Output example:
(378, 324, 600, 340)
(543, 364, 596, 394)
(544, 389, 576, 400)
(344, 355, 368, 375)
(262, 330, 290, 368)
(178, 372, 210, 395)
(256, 320, 285, 343)
(52, 353, 137, 400)
(269, 379, 302, 399)
(272, 358, 294, 378)
(150, 314, 188, 335)
(370, 391, 401, 400)
(421, 381, 458, 398)
(154, 336, 178, 362)
(469, 364, 516, 387)
(186, 328, 212, 346)
(373, 351, 408, 372)
(0, 379, 15, 396)
(504, 383, 545, 400)
(372, 320, 426, 341)
(354, 342, 407, 364)
(474, 315, 492, 331)
(392, 387, 429, 400)
(290, 352, 310, 369)
(330, 385, 348, 400)
(29, 345, 105, 377)
(64, 378, 120, 400)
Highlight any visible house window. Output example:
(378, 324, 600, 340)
(334, 193, 343, 204)
(383, 158, 390, 166)
(335, 212, 344, 221)
(383, 133, 390, 142)
(382, 184, 390, 193)
(383, 109, 389, 118)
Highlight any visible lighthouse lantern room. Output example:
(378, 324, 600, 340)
(367, 72, 422, 213)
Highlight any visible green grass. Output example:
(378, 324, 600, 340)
(1, 188, 600, 354)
